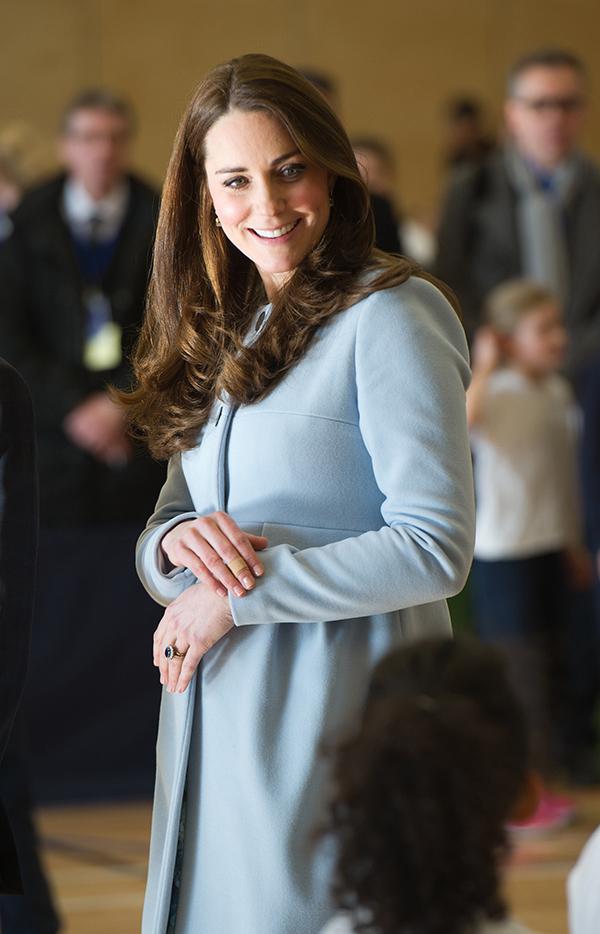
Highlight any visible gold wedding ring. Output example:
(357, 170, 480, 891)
(227, 556, 249, 576)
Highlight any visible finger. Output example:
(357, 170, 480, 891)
(178, 547, 232, 598)
(157, 614, 180, 685)
(158, 635, 172, 686)
(153, 630, 161, 668)
(167, 653, 185, 693)
(246, 533, 269, 553)
(163, 640, 190, 691)
(213, 513, 268, 577)
(190, 525, 252, 596)
(153, 617, 169, 669)
(165, 541, 229, 600)
(164, 540, 207, 584)
(174, 645, 203, 694)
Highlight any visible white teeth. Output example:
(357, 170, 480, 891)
(253, 221, 297, 239)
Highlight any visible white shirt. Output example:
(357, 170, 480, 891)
(320, 912, 537, 934)
(62, 177, 129, 241)
(568, 824, 600, 934)
(470, 368, 581, 560)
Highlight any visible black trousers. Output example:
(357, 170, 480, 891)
(22, 522, 162, 802)
(0, 717, 60, 934)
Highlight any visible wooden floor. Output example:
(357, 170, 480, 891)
(37, 790, 600, 933)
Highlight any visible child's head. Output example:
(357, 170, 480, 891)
(328, 637, 532, 934)
(484, 278, 567, 375)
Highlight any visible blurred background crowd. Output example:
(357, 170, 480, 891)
(3, 2, 600, 931)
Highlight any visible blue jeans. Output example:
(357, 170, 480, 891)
(471, 551, 568, 776)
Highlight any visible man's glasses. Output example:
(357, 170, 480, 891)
(514, 95, 586, 114)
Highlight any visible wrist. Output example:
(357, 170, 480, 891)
(472, 363, 495, 380)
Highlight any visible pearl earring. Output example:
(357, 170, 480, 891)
(215, 215, 222, 227)
(329, 193, 334, 207)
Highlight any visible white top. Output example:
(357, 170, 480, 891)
(320, 912, 537, 934)
(568, 824, 600, 934)
(62, 177, 129, 241)
(470, 368, 581, 560)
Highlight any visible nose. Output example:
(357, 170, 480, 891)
(253, 177, 285, 217)
(92, 138, 118, 163)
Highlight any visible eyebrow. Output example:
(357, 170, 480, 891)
(215, 149, 301, 174)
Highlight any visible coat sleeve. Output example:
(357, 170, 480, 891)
(231, 280, 475, 626)
(135, 453, 199, 607)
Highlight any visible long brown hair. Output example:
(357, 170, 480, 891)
(120, 53, 457, 459)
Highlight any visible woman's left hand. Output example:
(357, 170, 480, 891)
(153, 583, 234, 693)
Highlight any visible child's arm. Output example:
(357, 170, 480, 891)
(466, 326, 502, 429)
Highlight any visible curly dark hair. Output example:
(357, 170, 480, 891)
(327, 637, 529, 934)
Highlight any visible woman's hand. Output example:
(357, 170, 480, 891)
(161, 511, 268, 598)
(154, 583, 234, 693)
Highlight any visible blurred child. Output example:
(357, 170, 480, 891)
(321, 636, 539, 934)
(467, 279, 590, 830)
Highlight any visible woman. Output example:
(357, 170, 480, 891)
(124, 53, 475, 934)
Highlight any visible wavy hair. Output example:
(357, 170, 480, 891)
(326, 637, 529, 934)
(119, 53, 458, 459)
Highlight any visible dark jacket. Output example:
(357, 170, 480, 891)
(579, 359, 600, 554)
(0, 173, 164, 526)
(0, 359, 37, 892)
(371, 193, 402, 255)
(435, 149, 600, 370)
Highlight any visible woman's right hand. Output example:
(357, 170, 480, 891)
(160, 511, 269, 598)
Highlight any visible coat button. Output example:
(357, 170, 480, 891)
(255, 310, 266, 331)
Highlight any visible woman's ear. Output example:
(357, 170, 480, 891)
(510, 770, 543, 822)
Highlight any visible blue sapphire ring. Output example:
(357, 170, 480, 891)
(165, 644, 186, 660)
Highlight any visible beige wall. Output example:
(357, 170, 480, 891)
(3, 0, 600, 216)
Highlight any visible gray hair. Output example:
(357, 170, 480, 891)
(60, 88, 136, 135)
(507, 48, 587, 98)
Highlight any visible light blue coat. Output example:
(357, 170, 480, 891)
(137, 276, 475, 934)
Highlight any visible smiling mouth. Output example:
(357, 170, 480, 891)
(249, 219, 300, 240)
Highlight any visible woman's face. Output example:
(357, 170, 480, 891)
(204, 108, 333, 298)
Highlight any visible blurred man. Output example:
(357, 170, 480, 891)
(0, 90, 164, 808)
(436, 51, 600, 784)
(436, 49, 600, 370)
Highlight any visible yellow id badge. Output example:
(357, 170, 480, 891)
(83, 321, 123, 371)
(83, 288, 123, 371)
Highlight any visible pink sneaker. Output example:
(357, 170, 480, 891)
(508, 791, 576, 836)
